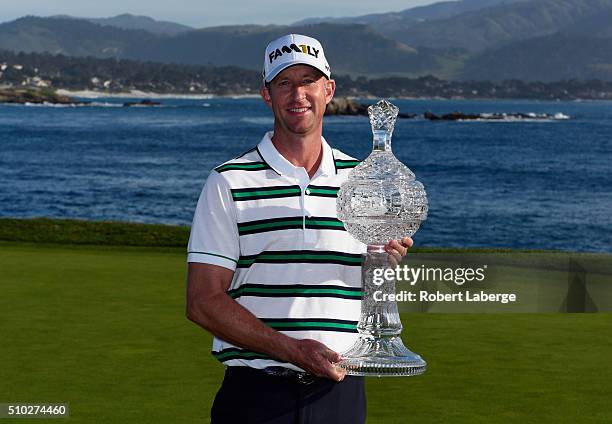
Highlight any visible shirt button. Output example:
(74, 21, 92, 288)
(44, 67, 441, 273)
(305, 189, 311, 195)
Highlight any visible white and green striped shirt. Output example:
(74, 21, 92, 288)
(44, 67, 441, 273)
(188, 131, 365, 371)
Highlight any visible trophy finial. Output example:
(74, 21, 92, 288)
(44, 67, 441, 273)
(368, 99, 399, 133)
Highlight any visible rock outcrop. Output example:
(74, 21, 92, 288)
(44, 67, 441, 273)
(0, 88, 83, 105)
(326, 98, 416, 118)
(123, 99, 162, 107)
(325, 97, 368, 116)
(424, 110, 569, 121)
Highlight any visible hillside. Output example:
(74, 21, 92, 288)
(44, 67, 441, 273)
(0, 16, 158, 57)
(86, 14, 193, 34)
(0, 18, 452, 77)
(2, 0, 612, 81)
(52, 13, 193, 35)
(387, 0, 612, 52)
(126, 23, 463, 77)
(3, 49, 612, 99)
(461, 33, 612, 81)
(294, 0, 524, 25)
(0, 49, 262, 95)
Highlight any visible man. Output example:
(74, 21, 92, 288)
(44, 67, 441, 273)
(186, 34, 413, 423)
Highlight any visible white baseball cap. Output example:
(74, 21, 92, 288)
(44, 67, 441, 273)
(262, 34, 331, 83)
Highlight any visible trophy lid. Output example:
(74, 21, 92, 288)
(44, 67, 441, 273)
(368, 99, 399, 134)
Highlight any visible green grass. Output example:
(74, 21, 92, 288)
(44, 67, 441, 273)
(1, 242, 611, 423)
(0, 217, 575, 253)
(0, 218, 190, 247)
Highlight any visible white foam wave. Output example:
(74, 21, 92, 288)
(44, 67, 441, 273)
(240, 117, 274, 125)
(89, 102, 123, 108)
(22, 101, 123, 108)
(56, 89, 215, 99)
(229, 94, 261, 99)
(459, 112, 571, 122)
(123, 103, 163, 108)
(23, 102, 78, 108)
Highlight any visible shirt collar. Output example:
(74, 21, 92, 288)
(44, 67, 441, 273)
(257, 131, 336, 178)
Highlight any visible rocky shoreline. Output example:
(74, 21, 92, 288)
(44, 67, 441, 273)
(325, 98, 569, 120)
(325, 98, 416, 118)
(0, 88, 87, 105)
(0, 89, 570, 120)
(0, 88, 164, 107)
(423, 110, 570, 121)
(0, 89, 375, 114)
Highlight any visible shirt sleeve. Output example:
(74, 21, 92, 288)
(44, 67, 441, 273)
(187, 170, 239, 271)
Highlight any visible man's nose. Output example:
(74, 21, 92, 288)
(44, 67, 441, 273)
(291, 85, 306, 101)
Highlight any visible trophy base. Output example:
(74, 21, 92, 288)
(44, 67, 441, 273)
(337, 336, 427, 377)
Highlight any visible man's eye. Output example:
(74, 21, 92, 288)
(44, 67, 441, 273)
(303, 79, 315, 84)
(277, 80, 289, 87)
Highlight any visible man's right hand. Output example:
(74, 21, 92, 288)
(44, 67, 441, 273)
(287, 338, 347, 382)
(187, 263, 347, 382)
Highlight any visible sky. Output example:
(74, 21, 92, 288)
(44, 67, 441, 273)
(0, 0, 440, 28)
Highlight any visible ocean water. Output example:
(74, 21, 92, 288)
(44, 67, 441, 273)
(1, 97, 611, 252)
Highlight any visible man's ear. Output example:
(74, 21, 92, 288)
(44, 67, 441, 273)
(260, 86, 272, 108)
(325, 79, 336, 105)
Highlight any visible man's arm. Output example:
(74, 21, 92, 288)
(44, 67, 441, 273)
(186, 262, 346, 381)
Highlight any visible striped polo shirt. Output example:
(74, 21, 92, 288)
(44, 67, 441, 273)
(187, 131, 365, 371)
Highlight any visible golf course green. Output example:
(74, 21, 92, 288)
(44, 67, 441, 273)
(1, 219, 610, 423)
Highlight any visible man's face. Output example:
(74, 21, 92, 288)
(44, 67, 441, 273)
(260, 65, 335, 138)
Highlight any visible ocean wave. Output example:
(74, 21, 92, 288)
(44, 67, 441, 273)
(89, 102, 124, 108)
(23, 102, 80, 108)
(465, 112, 571, 122)
(240, 117, 274, 125)
(22, 101, 124, 108)
(55, 89, 216, 99)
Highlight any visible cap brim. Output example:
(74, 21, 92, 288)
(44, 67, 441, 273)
(264, 61, 330, 83)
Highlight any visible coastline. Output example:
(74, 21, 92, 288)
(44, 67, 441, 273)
(55, 88, 261, 99)
(52, 89, 609, 102)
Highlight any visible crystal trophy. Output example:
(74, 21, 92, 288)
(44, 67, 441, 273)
(336, 99, 428, 376)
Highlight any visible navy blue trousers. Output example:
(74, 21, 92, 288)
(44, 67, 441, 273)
(211, 367, 366, 424)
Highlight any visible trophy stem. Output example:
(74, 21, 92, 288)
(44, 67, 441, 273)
(337, 247, 427, 377)
(372, 130, 392, 152)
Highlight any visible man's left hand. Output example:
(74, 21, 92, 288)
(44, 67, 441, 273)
(384, 237, 414, 266)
